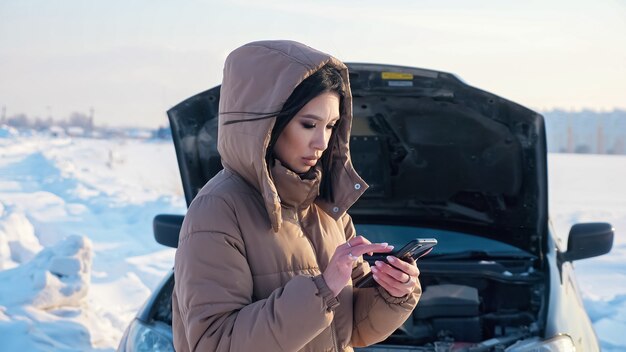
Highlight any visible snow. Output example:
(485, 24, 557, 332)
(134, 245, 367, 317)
(548, 153, 626, 352)
(0, 133, 624, 350)
(0, 125, 19, 139)
(0, 235, 91, 309)
(0, 134, 185, 350)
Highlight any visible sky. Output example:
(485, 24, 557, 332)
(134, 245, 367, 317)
(1, 0, 625, 128)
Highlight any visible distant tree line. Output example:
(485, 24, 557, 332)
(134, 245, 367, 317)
(0, 111, 94, 131)
(543, 109, 626, 155)
(0, 108, 168, 140)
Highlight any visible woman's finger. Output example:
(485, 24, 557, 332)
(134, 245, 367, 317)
(385, 256, 420, 277)
(347, 235, 371, 246)
(347, 236, 375, 256)
(347, 243, 394, 258)
(374, 260, 410, 283)
(371, 268, 407, 297)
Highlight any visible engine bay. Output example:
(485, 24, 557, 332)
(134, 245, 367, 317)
(357, 260, 545, 352)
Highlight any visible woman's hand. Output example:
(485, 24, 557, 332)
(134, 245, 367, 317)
(323, 236, 394, 297)
(371, 255, 420, 298)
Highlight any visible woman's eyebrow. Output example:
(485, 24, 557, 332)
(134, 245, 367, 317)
(301, 114, 340, 121)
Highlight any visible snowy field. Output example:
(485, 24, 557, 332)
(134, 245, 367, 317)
(0, 132, 624, 351)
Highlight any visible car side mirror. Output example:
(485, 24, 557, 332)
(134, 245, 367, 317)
(561, 222, 614, 262)
(153, 214, 184, 248)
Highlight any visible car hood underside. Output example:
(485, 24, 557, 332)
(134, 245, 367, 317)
(167, 63, 548, 254)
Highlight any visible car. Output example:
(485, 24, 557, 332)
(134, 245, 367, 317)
(117, 63, 614, 352)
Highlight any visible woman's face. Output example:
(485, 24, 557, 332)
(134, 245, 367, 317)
(274, 92, 340, 173)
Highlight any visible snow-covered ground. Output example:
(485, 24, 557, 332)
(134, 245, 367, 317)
(0, 132, 624, 351)
(0, 134, 185, 350)
(548, 153, 626, 351)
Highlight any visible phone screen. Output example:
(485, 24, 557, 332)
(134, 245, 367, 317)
(354, 238, 437, 289)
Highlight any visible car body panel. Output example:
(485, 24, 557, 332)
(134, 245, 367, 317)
(544, 224, 600, 351)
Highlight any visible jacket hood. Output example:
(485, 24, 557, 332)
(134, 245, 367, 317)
(217, 40, 368, 231)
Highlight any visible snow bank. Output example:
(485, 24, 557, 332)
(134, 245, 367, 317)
(0, 134, 184, 350)
(0, 209, 43, 269)
(0, 235, 92, 309)
(0, 125, 19, 138)
(0, 235, 94, 350)
(584, 294, 626, 351)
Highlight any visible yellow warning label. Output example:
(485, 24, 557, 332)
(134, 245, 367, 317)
(382, 72, 413, 80)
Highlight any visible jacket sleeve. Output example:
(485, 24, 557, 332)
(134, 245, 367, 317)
(341, 213, 422, 347)
(174, 195, 336, 352)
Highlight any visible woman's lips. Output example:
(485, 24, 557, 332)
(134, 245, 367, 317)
(302, 157, 318, 166)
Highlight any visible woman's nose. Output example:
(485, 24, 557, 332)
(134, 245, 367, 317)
(311, 129, 329, 151)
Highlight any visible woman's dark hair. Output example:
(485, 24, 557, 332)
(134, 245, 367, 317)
(266, 64, 346, 202)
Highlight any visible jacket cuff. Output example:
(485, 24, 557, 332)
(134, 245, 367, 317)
(376, 285, 413, 305)
(312, 275, 340, 312)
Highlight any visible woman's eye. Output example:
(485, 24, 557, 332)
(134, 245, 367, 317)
(326, 124, 336, 130)
(301, 122, 316, 129)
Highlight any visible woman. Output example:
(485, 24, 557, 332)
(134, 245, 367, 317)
(172, 40, 421, 352)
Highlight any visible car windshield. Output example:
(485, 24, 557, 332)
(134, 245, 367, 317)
(354, 224, 534, 258)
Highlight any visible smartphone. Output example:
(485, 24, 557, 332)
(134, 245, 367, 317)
(354, 238, 437, 288)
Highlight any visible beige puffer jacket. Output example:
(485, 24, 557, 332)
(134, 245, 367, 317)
(172, 40, 420, 352)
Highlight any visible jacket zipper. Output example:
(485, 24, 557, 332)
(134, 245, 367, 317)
(295, 209, 340, 352)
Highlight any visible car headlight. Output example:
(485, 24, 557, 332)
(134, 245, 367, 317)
(506, 335, 576, 351)
(123, 319, 174, 352)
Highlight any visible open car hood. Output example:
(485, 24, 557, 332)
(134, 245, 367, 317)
(167, 63, 548, 255)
